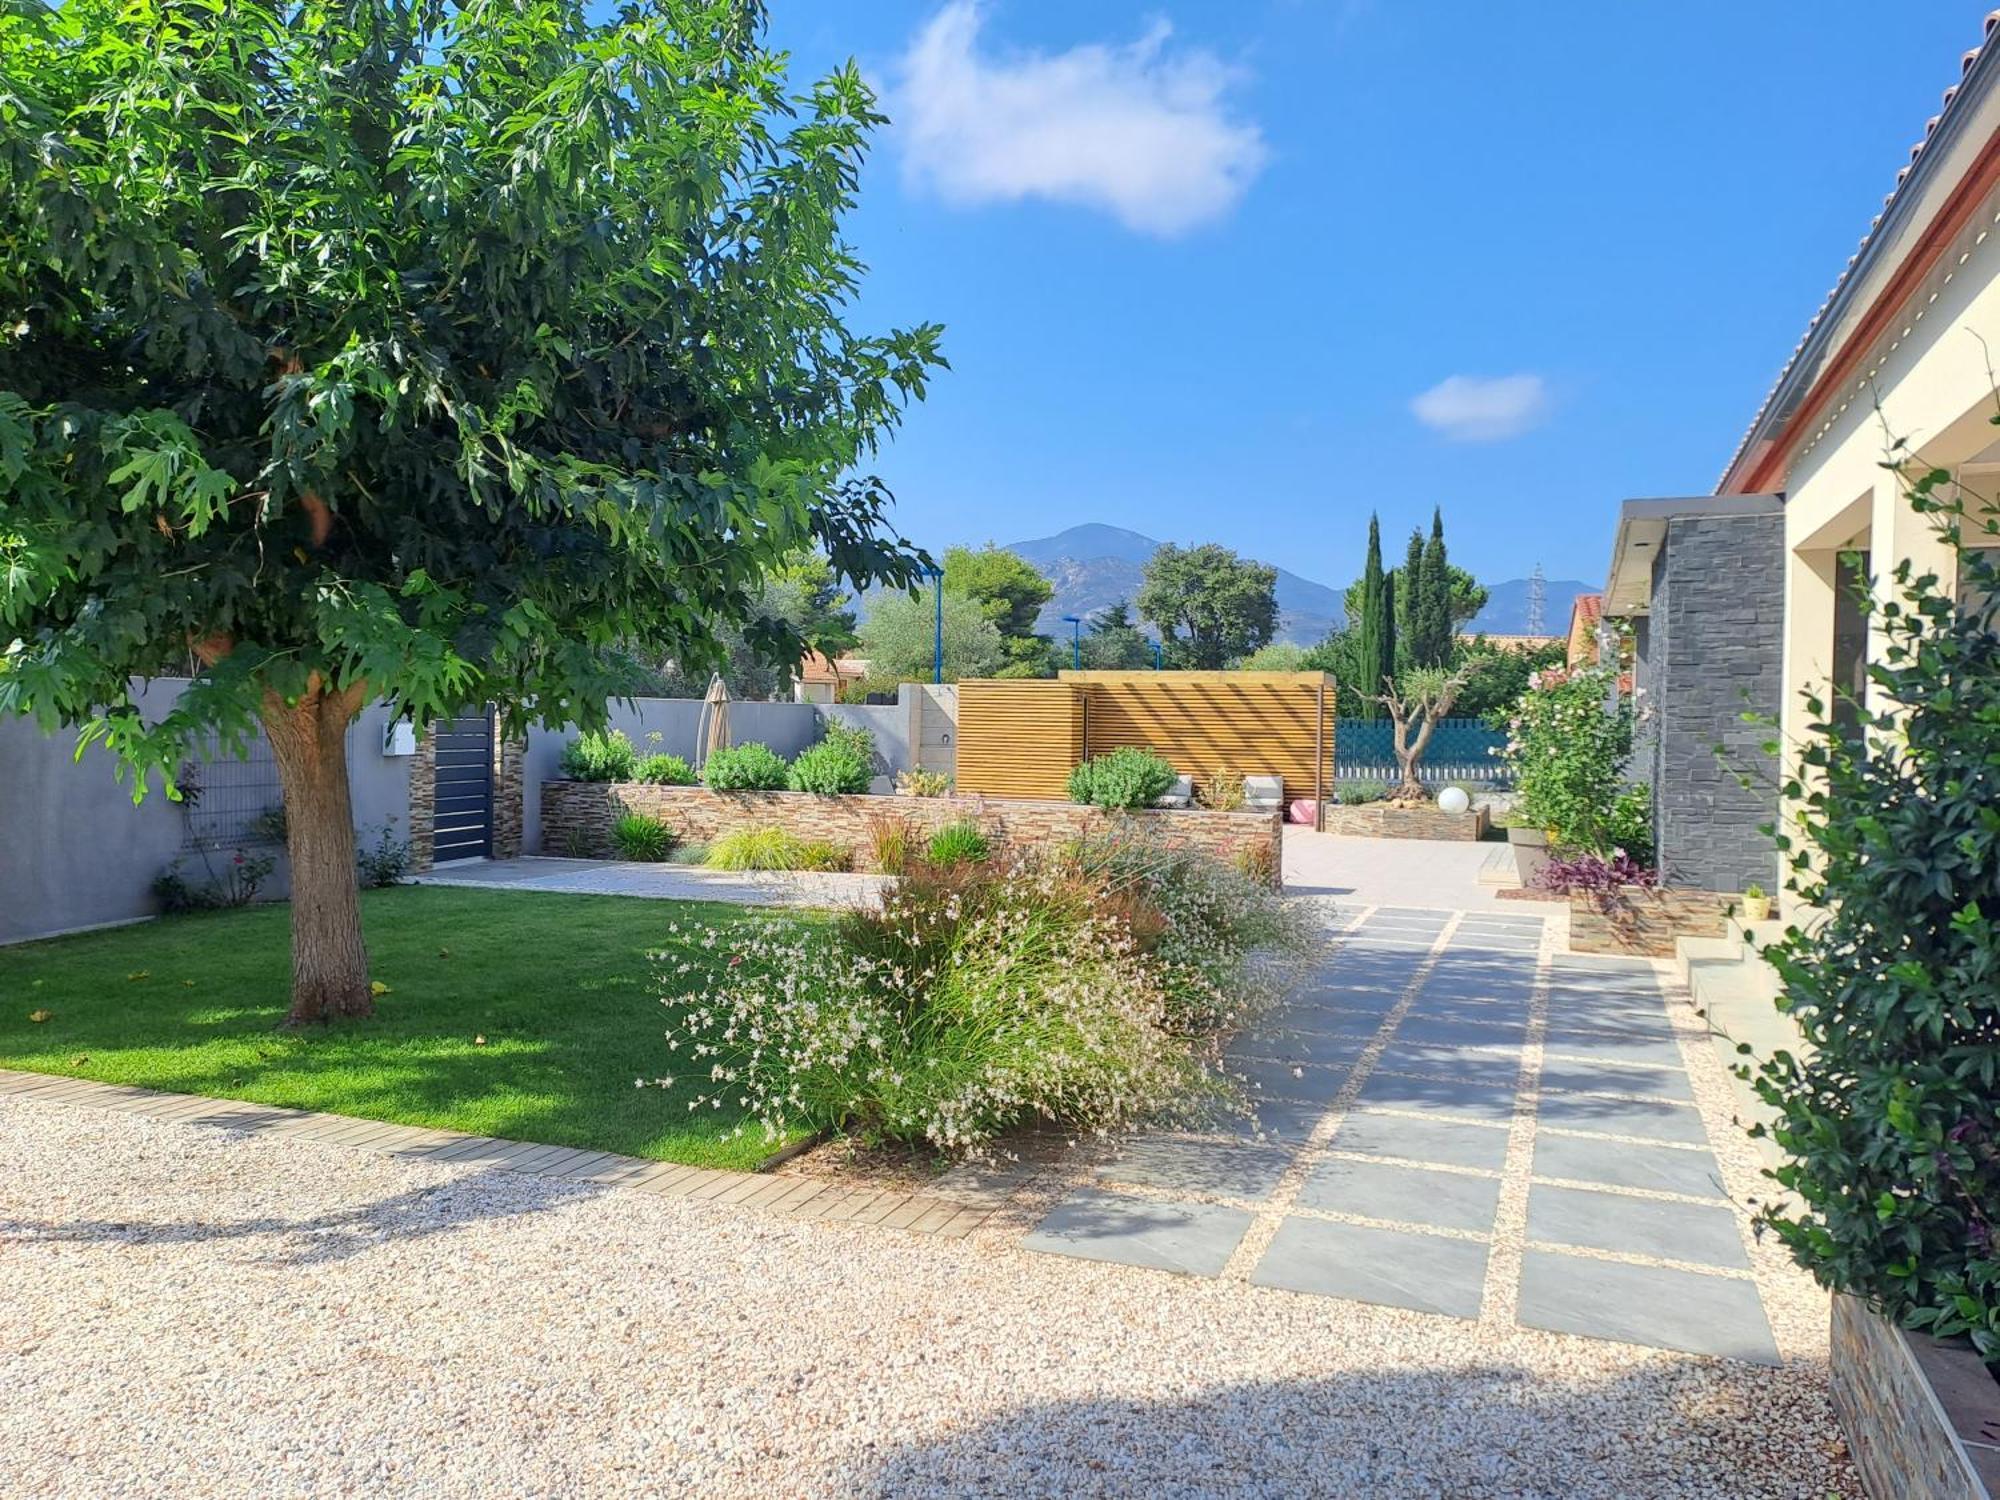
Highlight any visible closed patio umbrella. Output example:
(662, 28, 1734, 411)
(697, 674, 731, 769)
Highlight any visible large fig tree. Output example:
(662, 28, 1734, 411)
(0, 0, 941, 1023)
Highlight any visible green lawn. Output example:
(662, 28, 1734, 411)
(0, 886, 796, 1170)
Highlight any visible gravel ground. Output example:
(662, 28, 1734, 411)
(1, 1095, 1854, 1499)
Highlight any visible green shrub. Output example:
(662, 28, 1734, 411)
(612, 811, 676, 862)
(634, 752, 695, 786)
(701, 742, 789, 791)
(924, 821, 990, 867)
(561, 729, 637, 782)
(1756, 475, 2000, 1369)
(1199, 767, 1246, 811)
(1339, 782, 1388, 805)
(1501, 663, 1641, 855)
(654, 860, 1199, 1151)
(787, 738, 871, 795)
(356, 818, 410, 887)
(797, 839, 852, 872)
(895, 768, 953, 797)
(1067, 747, 1178, 810)
(866, 814, 915, 874)
(705, 825, 810, 870)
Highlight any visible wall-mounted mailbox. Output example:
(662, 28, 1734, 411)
(382, 720, 417, 757)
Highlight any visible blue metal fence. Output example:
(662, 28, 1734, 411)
(1334, 717, 1511, 786)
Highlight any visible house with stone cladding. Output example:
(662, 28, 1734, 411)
(1603, 14, 2000, 897)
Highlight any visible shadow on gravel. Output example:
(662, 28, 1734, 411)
(0, 1165, 600, 1266)
(847, 1363, 1849, 1498)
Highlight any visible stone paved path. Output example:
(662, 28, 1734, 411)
(1025, 902, 1782, 1364)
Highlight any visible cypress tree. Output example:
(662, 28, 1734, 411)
(1394, 528, 1425, 674)
(1351, 514, 1394, 719)
(1415, 507, 1453, 668)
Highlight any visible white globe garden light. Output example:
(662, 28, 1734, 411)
(1437, 786, 1471, 815)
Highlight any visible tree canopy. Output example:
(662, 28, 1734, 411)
(647, 551, 858, 700)
(1136, 543, 1277, 670)
(1079, 599, 1155, 671)
(0, 0, 942, 1020)
(942, 543, 1056, 677)
(858, 588, 1003, 684)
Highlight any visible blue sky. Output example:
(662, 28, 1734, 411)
(770, 2, 1986, 591)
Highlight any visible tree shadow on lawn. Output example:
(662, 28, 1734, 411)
(0, 1161, 603, 1268)
(846, 1361, 1848, 1498)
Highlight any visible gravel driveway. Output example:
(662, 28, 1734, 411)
(2, 1094, 1853, 1498)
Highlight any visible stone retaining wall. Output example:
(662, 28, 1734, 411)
(1830, 1294, 2000, 1500)
(1567, 888, 1731, 957)
(540, 782, 1283, 886)
(1320, 804, 1488, 841)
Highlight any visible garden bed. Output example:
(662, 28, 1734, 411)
(1320, 802, 1488, 841)
(1567, 887, 1731, 957)
(541, 782, 1283, 886)
(1830, 1295, 2000, 1500)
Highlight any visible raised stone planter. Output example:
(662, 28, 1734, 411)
(539, 782, 1284, 887)
(1320, 803, 1489, 841)
(1567, 887, 1731, 958)
(1831, 1294, 1999, 1500)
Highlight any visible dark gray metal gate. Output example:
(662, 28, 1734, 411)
(432, 711, 495, 862)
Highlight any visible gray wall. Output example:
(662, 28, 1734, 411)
(1, 681, 417, 946)
(1646, 514, 1783, 893)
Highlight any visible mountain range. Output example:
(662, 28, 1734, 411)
(1002, 524, 1595, 645)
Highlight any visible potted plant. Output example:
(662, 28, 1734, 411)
(1741, 883, 1771, 923)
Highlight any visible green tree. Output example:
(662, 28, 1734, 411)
(1409, 509, 1456, 668)
(1392, 528, 1426, 673)
(1136, 543, 1278, 670)
(943, 543, 1055, 676)
(1234, 642, 1306, 671)
(648, 551, 859, 700)
(1348, 514, 1395, 717)
(1452, 636, 1566, 724)
(1079, 600, 1154, 671)
(0, 0, 942, 1024)
(858, 589, 1003, 684)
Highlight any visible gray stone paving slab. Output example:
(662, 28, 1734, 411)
(1095, 1137, 1296, 1202)
(1297, 1157, 1501, 1233)
(1406, 994, 1532, 1024)
(1530, 1133, 1726, 1198)
(1394, 1014, 1527, 1048)
(1220, 1094, 1327, 1143)
(1356, 1071, 1518, 1123)
(1538, 1060, 1693, 1103)
(1273, 996, 1400, 1030)
(1527, 1183, 1748, 1268)
(1538, 1031, 1687, 1068)
(1536, 1094, 1709, 1145)
(1024, 1188, 1251, 1276)
(1227, 1030, 1374, 1065)
(1448, 935, 1540, 953)
(1251, 1217, 1489, 1320)
(1329, 1110, 1511, 1171)
(1229, 1057, 1357, 1104)
(1540, 1001, 1675, 1036)
(1374, 1042, 1522, 1083)
(1518, 1250, 1779, 1364)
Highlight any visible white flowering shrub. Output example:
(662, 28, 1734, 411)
(648, 839, 1313, 1151)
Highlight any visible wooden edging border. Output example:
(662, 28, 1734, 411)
(0, 1069, 994, 1240)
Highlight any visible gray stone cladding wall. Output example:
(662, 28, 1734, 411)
(1830, 1294, 2000, 1500)
(1648, 513, 1783, 895)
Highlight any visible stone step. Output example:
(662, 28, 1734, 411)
(1475, 844, 1520, 888)
(1675, 940, 1803, 1174)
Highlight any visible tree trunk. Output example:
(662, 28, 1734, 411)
(262, 687, 372, 1025)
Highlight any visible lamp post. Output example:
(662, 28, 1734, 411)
(925, 564, 944, 684)
(1062, 614, 1083, 671)
(1151, 638, 1164, 671)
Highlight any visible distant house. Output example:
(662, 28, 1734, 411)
(1564, 594, 1603, 667)
(791, 652, 866, 704)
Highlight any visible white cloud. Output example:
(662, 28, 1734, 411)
(894, 2, 1267, 237)
(1410, 374, 1552, 442)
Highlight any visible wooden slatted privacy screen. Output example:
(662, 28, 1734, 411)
(1062, 671, 1333, 807)
(954, 679, 1089, 800)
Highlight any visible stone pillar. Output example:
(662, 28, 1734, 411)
(490, 733, 525, 860)
(407, 725, 438, 873)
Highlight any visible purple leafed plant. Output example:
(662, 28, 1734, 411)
(1534, 851, 1658, 900)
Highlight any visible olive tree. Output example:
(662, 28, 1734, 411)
(0, 0, 942, 1023)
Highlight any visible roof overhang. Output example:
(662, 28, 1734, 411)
(1603, 494, 1784, 617)
(1718, 26, 2000, 495)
